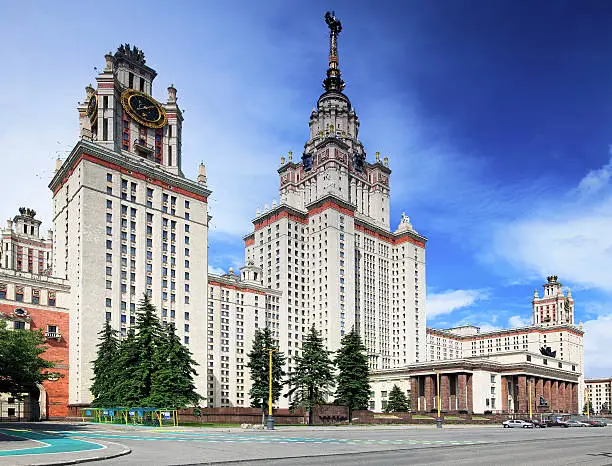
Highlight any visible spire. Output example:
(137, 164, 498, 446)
(323, 11, 345, 92)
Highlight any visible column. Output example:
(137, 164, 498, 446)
(517, 376, 527, 413)
(441, 375, 450, 412)
(535, 378, 543, 408)
(458, 374, 467, 411)
(559, 382, 566, 413)
(501, 376, 508, 412)
(425, 375, 433, 413)
(571, 384, 578, 414)
(410, 377, 419, 412)
(551, 380, 559, 412)
(543, 379, 552, 410)
(467, 374, 473, 413)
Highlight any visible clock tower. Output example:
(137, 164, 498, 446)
(79, 44, 183, 176)
(51, 45, 210, 405)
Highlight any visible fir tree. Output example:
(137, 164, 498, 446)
(90, 320, 119, 407)
(112, 328, 141, 406)
(109, 295, 163, 406)
(149, 323, 201, 408)
(246, 327, 286, 419)
(334, 329, 370, 422)
(385, 384, 410, 413)
(286, 325, 334, 425)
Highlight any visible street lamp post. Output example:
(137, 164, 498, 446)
(585, 387, 590, 419)
(436, 371, 443, 428)
(266, 348, 277, 430)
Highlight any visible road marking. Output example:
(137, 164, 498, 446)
(0, 429, 105, 457)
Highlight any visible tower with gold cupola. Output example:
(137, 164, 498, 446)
(50, 45, 210, 405)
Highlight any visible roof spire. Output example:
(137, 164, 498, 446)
(323, 11, 345, 92)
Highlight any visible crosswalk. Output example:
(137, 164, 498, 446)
(54, 430, 487, 447)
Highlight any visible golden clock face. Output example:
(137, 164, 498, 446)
(86, 95, 98, 124)
(120, 89, 167, 129)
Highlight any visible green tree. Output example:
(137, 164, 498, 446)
(149, 323, 201, 408)
(583, 400, 594, 415)
(334, 329, 370, 422)
(108, 295, 163, 406)
(90, 320, 119, 407)
(111, 328, 141, 406)
(0, 320, 55, 396)
(246, 327, 286, 418)
(385, 384, 410, 413)
(286, 325, 334, 425)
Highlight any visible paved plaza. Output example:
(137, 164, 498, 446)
(1, 422, 612, 465)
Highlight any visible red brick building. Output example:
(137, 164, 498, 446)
(0, 271, 70, 419)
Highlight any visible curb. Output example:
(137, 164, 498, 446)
(31, 442, 131, 466)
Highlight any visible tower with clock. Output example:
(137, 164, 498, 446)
(79, 44, 183, 176)
(51, 45, 210, 405)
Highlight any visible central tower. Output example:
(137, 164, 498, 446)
(244, 13, 427, 382)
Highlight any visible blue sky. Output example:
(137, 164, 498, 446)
(1, 1, 611, 376)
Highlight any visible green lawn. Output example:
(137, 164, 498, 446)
(412, 415, 434, 419)
(470, 416, 490, 421)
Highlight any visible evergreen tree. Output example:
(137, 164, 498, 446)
(334, 329, 370, 422)
(246, 327, 286, 418)
(0, 320, 55, 396)
(286, 325, 334, 425)
(149, 323, 201, 408)
(385, 384, 410, 413)
(90, 320, 119, 407)
(112, 328, 141, 406)
(109, 295, 162, 406)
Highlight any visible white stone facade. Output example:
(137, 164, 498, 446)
(1, 209, 53, 274)
(586, 378, 612, 414)
(49, 47, 211, 405)
(205, 267, 282, 407)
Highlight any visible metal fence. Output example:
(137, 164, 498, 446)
(0, 400, 38, 421)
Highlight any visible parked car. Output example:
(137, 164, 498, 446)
(546, 419, 569, 428)
(528, 419, 547, 428)
(584, 420, 606, 427)
(565, 420, 590, 427)
(503, 419, 534, 428)
(591, 419, 609, 426)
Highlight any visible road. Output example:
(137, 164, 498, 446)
(1, 423, 612, 465)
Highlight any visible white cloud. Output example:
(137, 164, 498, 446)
(490, 154, 612, 293)
(583, 313, 612, 378)
(427, 289, 489, 318)
(508, 315, 532, 328)
(208, 266, 226, 276)
(576, 150, 612, 197)
(477, 323, 501, 333)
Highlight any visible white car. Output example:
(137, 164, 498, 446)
(503, 419, 534, 428)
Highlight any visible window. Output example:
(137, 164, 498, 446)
(14, 321, 26, 330)
(107, 173, 113, 182)
(105, 298, 112, 307)
(490, 375, 495, 383)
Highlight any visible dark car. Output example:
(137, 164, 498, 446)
(546, 419, 569, 428)
(528, 419, 547, 428)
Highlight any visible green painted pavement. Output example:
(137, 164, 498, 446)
(0, 429, 104, 457)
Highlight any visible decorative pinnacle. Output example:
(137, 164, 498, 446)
(323, 11, 345, 92)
